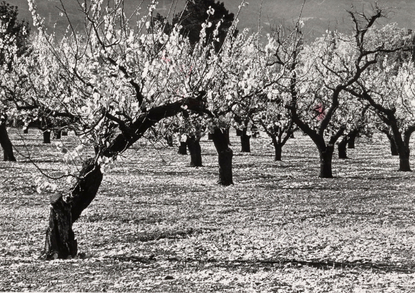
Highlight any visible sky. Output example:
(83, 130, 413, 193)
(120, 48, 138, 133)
(8, 0, 415, 40)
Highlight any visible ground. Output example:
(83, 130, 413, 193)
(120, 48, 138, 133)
(1, 128, 415, 292)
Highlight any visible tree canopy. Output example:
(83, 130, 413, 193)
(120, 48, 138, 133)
(173, 0, 237, 51)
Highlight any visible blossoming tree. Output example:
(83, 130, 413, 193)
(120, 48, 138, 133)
(22, 0, 263, 258)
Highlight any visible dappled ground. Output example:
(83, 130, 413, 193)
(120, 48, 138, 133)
(1, 128, 415, 292)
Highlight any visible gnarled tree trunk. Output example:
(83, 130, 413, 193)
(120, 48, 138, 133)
(347, 129, 359, 149)
(43, 97, 209, 259)
(44, 159, 103, 259)
(212, 128, 233, 185)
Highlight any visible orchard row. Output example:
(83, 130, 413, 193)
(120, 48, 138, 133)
(1, 0, 414, 259)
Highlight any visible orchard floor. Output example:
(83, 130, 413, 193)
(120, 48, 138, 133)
(1, 128, 415, 292)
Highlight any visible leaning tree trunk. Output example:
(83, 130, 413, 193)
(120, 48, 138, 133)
(187, 135, 202, 167)
(44, 159, 103, 259)
(319, 144, 334, 178)
(0, 123, 16, 161)
(240, 128, 251, 153)
(271, 136, 283, 161)
(338, 135, 348, 159)
(212, 128, 233, 185)
(43, 97, 209, 259)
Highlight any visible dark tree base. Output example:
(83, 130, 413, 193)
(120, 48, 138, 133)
(0, 124, 16, 161)
(187, 136, 202, 167)
(319, 146, 334, 178)
(43, 131, 51, 144)
(212, 128, 233, 185)
(178, 142, 187, 155)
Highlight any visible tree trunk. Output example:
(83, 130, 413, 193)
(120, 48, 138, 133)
(43, 130, 51, 144)
(44, 159, 103, 259)
(272, 136, 282, 161)
(338, 136, 348, 159)
(0, 123, 16, 161)
(347, 130, 358, 149)
(319, 145, 334, 178)
(386, 133, 399, 156)
(187, 135, 202, 167)
(240, 128, 251, 153)
(212, 128, 233, 185)
(398, 147, 411, 171)
(43, 97, 208, 259)
(178, 141, 187, 155)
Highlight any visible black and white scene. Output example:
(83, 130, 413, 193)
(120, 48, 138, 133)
(1, 0, 415, 291)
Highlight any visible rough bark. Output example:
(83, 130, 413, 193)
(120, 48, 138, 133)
(0, 123, 16, 161)
(43, 97, 209, 259)
(187, 135, 202, 167)
(319, 145, 334, 178)
(212, 128, 233, 185)
(44, 159, 103, 259)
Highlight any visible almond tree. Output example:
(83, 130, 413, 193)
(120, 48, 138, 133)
(0, 1, 30, 161)
(274, 7, 397, 178)
(24, 0, 259, 258)
(348, 58, 415, 171)
(344, 21, 415, 171)
(23, 0, 217, 259)
(255, 97, 296, 161)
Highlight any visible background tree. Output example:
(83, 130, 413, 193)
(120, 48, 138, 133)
(345, 23, 415, 171)
(348, 55, 415, 171)
(336, 103, 370, 159)
(173, 0, 237, 51)
(0, 1, 30, 161)
(276, 7, 396, 178)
